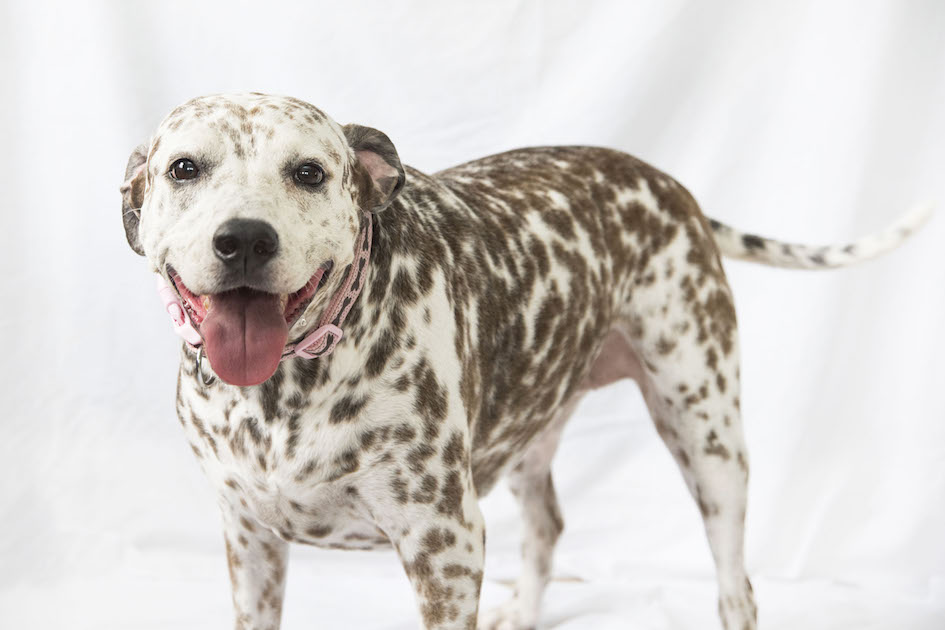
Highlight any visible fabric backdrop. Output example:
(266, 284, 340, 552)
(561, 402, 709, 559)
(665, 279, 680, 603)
(1, 1, 943, 628)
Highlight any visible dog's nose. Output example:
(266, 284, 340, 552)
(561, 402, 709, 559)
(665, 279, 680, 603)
(212, 219, 279, 273)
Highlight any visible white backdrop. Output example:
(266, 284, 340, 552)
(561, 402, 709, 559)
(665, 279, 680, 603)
(1, 1, 943, 629)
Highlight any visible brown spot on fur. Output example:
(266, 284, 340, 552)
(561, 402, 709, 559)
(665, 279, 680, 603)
(391, 475, 409, 504)
(306, 524, 332, 538)
(706, 347, 719, 370)
(414, 363, 449, 424)
(394, 423, 417, 443)
(189, 411, 218, 455)
(327, 449, 359, 481)
(412, 474, 439, 504)
(442, 432, 465, 467)
(655, 335, 676, 355)
(407, 444, 436, 474)
(737, 451, 749, 474)
(704, 429, 731, 460)
(437, 470, 464, 518)
(329, 394, 368, 424)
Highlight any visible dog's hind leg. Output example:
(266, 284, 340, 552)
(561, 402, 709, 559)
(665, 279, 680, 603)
(479, 326, 664, 630)
(639, 368, 756, 630)
(479, 396, 581, 630)
(623, 292, 757, 629)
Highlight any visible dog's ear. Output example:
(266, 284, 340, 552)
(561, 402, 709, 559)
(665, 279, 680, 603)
(344, 124, 405, 213)
(120, 143, 148, 256)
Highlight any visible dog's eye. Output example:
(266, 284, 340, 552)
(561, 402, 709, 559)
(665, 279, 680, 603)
(169, 158, 199, 181)
(295, 163, 325, 186)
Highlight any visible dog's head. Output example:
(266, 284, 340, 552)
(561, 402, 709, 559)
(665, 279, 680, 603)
(120, 93, 404, 386)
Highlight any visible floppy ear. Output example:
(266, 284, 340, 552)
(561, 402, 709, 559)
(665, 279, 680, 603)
(343, 124, 405, 213)
(119, 143, 148, 256)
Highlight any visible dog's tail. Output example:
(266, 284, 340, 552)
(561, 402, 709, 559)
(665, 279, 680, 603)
(707, 203, 933, 269)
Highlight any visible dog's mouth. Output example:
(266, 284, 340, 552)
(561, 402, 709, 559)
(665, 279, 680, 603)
(167, 262, 332, 386)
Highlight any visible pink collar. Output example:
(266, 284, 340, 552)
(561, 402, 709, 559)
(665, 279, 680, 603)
(156, 213, 373, 362)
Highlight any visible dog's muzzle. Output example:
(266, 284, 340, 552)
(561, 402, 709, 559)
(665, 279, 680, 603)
(156, 213, 373, 387)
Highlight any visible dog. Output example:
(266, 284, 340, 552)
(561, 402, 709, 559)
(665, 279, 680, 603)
(119, 92, 928, 630)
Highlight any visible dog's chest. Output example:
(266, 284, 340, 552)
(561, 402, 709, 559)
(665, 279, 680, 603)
(177, 365, 395, 550)
(226, 466, 388, 550)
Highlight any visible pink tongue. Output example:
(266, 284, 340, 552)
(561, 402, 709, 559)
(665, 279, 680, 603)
(202, 289, 288, 386)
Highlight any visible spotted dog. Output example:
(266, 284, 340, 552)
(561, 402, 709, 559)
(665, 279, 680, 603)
(119, 92, 928, 630)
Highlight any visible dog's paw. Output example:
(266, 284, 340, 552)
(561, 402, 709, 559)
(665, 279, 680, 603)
(478, 599, 537, 630)
(718, 578, 757, 630)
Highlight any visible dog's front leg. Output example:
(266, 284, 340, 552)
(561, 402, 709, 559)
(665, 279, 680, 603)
(398, 503, 486, 630)
(374, 464, 486, 630)
(219, 504, 289, 630)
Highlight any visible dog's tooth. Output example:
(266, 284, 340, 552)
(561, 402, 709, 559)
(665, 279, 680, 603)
(202, 296, 211, 311)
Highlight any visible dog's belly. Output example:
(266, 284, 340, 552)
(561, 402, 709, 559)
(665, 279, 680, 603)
(468, 328, 644, 494)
